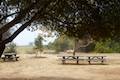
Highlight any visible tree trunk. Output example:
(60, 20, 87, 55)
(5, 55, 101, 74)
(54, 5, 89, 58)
(73, 50, 76, 56)
(73, 38, 79, 56)
(0, 43, 5, 57)
(0, 34, 5, 57)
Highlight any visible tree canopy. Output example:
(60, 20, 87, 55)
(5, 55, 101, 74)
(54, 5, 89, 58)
(0, 0, 120, 56)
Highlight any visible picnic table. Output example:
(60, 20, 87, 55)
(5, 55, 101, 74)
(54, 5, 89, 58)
(58, 55, 106, 64)
(87, 56, 106, 64)
(1, 53, 19, 61)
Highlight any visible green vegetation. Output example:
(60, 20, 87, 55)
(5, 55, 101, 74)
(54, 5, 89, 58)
(95, 39, 120, 53)
(15, 37, 120, 54)
(4, 43, 16, 53)
(34, 35, 44, 56)
(46, 35, 74, 52)
(34, 36, 43, 51)
(14, 38, 120, 54)
(45, 36, 120, 53)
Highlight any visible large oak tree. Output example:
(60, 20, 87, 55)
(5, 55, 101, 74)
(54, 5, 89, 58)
(0, 0, 120, 57)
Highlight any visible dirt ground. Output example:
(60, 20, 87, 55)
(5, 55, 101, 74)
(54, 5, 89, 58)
(0, 53, 120, 80)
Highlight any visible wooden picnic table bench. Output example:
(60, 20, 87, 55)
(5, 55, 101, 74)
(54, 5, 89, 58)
(58, 55, 106, 64)
(1, 53, 19, 61)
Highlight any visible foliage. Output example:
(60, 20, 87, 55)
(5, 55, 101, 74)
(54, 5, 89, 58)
(47, 35, 74, 52)
(1, 0, 120, 43)
(1, 0, 120, 55)
(4, 42, 16, 53)
(95, 39, 120, 53)
(34, 35, 43, 51)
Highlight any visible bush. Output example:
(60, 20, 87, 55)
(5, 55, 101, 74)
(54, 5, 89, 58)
(95, 39, 120, 53)
(47, 35, 74, 52)
(4, 43, 16, 53)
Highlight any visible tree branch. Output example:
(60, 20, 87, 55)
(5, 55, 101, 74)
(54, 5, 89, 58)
(0, 12, 20, 23)
(2, 14, 39, 44)
(0, 2, 37, 34)
(1, 0, 55, 44)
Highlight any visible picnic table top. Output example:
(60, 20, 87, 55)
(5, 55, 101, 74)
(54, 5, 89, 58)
(3, 53, 17, 56)
(58, 53, 106, 57)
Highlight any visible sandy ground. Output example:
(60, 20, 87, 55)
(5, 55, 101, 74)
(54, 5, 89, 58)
(0, 53, 120, 80)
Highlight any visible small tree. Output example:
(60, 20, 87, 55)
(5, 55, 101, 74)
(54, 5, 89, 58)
(34, 35, 43, 57)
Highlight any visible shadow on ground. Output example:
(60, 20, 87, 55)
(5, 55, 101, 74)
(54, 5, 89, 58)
(30, 56, 47, 59)
(0, 59, 19, 63)
(58, 63, 108, 65)
(0, 76, 87, 80)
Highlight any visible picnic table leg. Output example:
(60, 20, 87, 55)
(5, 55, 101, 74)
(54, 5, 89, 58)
(88, 61, 91, 64)
(4, 56, 9, 61)
(16, 57, 19, 61)
(77, 57, 79, 64)
(3, 57, 6, 61)
(77, 60, 79, 64)
(62, 56, 65, 64)
(4, 56, 8, 61)
(101, 57, 104, 64)
(88, 57, 91, 64)
(16, 58, 18, 61)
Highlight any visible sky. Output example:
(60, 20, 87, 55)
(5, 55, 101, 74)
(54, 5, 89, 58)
(13, 29, 56, 46)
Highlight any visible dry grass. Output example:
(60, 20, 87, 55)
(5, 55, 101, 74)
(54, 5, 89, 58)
(0, 53, 120, 80)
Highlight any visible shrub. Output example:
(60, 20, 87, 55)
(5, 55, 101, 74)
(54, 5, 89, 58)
(95, 39, 120, 53)
(4, 43, 16, 53)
